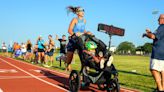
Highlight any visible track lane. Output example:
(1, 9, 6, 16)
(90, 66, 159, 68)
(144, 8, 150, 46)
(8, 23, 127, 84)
(0, 56, 139, 92)
(0, 57, 68, 92)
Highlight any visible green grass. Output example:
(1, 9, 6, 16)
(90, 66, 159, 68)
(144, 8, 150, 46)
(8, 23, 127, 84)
(113, 55, 155, 92)
(0, 52, 156, 91)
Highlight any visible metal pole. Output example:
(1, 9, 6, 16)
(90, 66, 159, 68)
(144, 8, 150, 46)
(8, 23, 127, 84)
(108, 34, 112, 51)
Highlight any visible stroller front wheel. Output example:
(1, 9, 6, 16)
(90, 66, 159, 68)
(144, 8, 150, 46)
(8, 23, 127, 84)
(108, 78, 120, 92)
(69, 70, 80, 92)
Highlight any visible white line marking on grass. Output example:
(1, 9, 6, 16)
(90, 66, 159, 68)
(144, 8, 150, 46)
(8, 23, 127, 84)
(0, 58, 68, 92)
(0, 88, 3, 92)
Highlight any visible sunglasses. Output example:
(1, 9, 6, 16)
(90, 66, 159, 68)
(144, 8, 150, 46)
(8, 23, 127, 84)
(158, 18, 164, 21)
(77, 9, 85, 12)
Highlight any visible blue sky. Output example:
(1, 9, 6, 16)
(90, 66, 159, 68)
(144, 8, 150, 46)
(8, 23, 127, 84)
(0, 0, 163, 47)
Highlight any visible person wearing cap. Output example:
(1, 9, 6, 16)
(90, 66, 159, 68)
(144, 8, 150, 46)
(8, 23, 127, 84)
(65, 6, 87, 71)
(143, 14, 164, 91)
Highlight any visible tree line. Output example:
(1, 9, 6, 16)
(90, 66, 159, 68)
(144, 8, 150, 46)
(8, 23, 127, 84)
(116, 41, 152, 55)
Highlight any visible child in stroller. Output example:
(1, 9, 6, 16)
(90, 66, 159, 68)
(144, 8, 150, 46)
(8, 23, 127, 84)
(83, 41, 113, 69)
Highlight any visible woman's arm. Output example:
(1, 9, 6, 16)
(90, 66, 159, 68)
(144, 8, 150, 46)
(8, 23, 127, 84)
(55, 35, 59, 40)
(84, 19, 87, 33)
(68, 18, 77, 36)
(83, 50, 100, 63)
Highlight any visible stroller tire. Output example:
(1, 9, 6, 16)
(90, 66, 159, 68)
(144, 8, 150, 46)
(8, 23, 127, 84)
(69, 70, 80, 92)
(98, 78, 120, 92)
(108, 78, 120, 92)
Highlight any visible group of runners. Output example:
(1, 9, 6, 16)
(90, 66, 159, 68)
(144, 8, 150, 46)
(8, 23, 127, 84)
(1, 34, 67, 68)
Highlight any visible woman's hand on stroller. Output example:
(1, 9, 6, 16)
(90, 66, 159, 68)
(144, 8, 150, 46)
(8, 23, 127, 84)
(83, 50, 90, 55)
(84, 31, 93, 35)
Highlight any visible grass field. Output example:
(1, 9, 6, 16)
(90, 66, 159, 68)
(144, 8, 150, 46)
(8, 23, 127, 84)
(1, 52, 156, 92)
(113, 55, 155, 92)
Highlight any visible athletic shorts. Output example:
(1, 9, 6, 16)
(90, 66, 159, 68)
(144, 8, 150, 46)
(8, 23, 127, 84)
(67, 34, 83, 52)
(47, 49, 54, 56)
(38, 48, 44, 52)
(60, 50, 66, 54)
(27, 50, 32, 53)
(150, 58, 164, 72)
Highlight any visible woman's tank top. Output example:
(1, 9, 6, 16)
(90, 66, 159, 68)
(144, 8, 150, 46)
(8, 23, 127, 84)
(73, 18, 85, 33)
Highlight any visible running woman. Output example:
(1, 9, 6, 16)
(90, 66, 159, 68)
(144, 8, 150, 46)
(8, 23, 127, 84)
(65, 6, 87, 71)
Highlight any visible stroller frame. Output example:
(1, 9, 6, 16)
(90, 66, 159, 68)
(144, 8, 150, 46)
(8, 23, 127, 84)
(69, 24, 125, 92)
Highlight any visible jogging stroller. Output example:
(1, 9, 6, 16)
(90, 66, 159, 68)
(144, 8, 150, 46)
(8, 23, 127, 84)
(69, 24, 125, 92)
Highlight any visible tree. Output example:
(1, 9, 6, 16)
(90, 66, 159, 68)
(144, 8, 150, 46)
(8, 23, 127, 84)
(142, 43, 152, 54)
(117, 41, 135, 55)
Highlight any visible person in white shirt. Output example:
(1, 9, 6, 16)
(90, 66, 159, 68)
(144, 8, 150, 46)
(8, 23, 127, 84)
(21, 43, 27, 60)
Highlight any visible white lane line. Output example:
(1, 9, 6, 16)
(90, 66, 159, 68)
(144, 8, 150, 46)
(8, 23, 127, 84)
(0, 58, 68, 92)
(0, 75, 59, 79)
(8, 57, 69, 77)
(0, 88, 3, 92)
(0, 69, 18, 73)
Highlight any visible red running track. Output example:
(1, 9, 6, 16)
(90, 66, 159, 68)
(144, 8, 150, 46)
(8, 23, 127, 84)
(0, 56, 139, 92)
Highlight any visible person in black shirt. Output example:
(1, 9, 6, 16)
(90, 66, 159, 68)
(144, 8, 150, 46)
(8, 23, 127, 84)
(56, 35, 67, 67)
(56, 35, 67, 54)
(26, 40, 33, 62)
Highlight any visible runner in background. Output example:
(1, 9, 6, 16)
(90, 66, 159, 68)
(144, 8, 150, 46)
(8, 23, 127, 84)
(55, 34, 67, 67)
(21, 43, 27, 60)
(1, 42, 7, 56)
(26, 40, 33, 62)
(46, 35, 55, 66)
(7, 44, 13, 57)
(13, 42, 21, 58)
(32, 44, 39, 64)
(36, 35, 45, 64)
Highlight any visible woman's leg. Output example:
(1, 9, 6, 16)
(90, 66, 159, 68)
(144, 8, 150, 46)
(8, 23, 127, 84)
(65, 51, 74, 71)
(41, 52, 45, 64)
(38, 52, 41, 63)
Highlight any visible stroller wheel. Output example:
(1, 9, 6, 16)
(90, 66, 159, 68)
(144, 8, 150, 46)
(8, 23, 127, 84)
(69, 70, 80, 92)
(107, 78, 120, 92)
